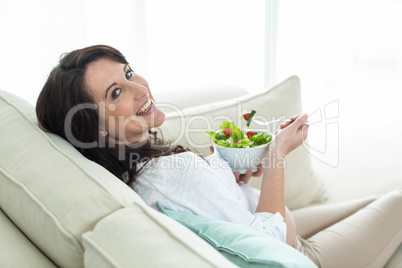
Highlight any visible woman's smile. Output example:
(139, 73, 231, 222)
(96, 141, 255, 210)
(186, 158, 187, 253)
(136, 98, 152, 116)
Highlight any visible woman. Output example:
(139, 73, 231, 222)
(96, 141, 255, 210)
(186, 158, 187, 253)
(36, 45, 402, 267)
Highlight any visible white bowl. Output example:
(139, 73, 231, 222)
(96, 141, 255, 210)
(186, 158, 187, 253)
(212, 130, 274, 174)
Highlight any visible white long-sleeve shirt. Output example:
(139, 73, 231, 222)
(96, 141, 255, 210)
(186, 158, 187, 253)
(131, 151, 287, 243)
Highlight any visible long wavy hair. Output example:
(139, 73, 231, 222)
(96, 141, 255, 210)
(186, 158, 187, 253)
(36, 45, 188, 185)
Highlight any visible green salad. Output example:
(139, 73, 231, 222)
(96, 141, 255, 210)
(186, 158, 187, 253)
(205, 118, 272, 148)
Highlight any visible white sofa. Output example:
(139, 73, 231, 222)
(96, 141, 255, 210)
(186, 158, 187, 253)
(0, 76, 400, 267)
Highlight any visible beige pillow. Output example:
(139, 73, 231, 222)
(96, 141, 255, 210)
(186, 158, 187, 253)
(0, 90, 232, 267)
(157, 76, 328, 209)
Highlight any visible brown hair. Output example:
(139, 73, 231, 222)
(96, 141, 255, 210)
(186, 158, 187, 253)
(36, 45, 187, 184)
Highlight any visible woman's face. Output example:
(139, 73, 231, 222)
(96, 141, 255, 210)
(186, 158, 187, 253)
(85, 57, 165, 144)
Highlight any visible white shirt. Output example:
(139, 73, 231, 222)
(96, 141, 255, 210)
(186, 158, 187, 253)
(131, 151, 287, 243)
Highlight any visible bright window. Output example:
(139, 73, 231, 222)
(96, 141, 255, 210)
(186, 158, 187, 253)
(144, 0, 267, 93)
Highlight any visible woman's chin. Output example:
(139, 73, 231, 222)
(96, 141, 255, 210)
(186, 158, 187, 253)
(152, 108, 166, 128)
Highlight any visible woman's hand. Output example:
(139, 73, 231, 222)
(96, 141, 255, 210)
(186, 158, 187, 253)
(270, 114, 309, 158)
(209, 146, 263, 184)
(234, 165, 263, 184)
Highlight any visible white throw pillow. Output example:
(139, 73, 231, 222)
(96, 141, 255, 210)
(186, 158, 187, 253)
(157, 76, 328, 209)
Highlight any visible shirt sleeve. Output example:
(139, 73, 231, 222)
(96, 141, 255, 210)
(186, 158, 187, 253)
(142, 153, 287, 243)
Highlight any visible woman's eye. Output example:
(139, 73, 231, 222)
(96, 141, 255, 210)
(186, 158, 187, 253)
(111, 88, 121, 99)
(125, 70, 134, 80)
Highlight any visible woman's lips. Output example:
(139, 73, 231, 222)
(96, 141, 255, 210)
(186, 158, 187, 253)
(136, 100, 155, 117)
(136, 98, 152, 116)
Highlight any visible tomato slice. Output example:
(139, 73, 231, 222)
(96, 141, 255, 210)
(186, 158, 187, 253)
(246, 130, 255, 137)
(243, 113, 250, 120)
(223, 127, 233, 136)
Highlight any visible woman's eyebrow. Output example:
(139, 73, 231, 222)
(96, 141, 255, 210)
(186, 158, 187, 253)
(105, 82, 117, 99)
(104, 64, 129, 99)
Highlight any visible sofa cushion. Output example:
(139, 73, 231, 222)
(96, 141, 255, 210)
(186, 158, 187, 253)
(0, 90, 233, 267)
(0, 208, 56, 268)
(157, 76, 328, 209)
(82, 204, 237, 268)
(157, 202, 317, 268)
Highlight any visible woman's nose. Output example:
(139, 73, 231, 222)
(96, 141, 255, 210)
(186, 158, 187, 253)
(130, 82, 148, 100)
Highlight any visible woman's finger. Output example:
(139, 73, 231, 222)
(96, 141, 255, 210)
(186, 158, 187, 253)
(234, 172, 240, 183)
(242, 175, 252, 184)
(252, 165, 263, 177)
(209, 145, 214, 153)
(239, 170, 252, 184)
(284, 114, 308, 131)
(280, 114, 301, 129)
(280, 121, 291, 129)
(293, 114, 308, 129)
(290, 114, 300, 121)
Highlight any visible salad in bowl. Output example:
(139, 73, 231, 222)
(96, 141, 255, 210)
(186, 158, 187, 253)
(204, 110, 274, 174)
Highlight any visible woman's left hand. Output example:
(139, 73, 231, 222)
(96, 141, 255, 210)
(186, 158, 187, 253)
(233, 165, 263, 184)
(209, 145, 263, 184)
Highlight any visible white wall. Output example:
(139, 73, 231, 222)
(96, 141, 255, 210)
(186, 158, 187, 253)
(0, 0, 147, 105)
(276, 0, 402, 200)
(0, 0, 266, 105)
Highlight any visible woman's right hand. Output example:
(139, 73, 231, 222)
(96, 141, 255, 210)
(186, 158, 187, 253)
(269, 114, 309, 158)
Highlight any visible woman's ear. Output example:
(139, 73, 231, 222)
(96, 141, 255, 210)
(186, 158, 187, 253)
(100, 129, 108, 137)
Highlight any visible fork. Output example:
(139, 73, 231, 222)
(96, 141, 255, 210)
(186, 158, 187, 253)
(251, 118, 310, 126)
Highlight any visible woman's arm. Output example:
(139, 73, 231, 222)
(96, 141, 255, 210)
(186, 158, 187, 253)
(255, 148, 286, 216)
(255, 114, 309, 219)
